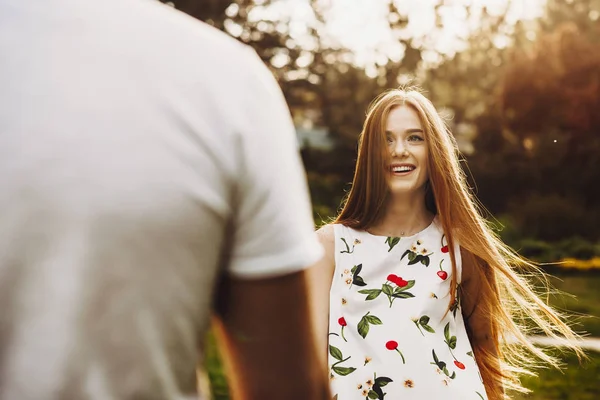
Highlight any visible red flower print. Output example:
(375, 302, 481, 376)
(440, 234, 449, 253)
(454, 361, 466, 370)
(387, 274, 408, 287)
(385, 340, 406, 364)
(338, 317, 347, 342)
(437, 260, 448, 280)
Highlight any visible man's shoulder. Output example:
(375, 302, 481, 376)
(140, 3, 249, 54)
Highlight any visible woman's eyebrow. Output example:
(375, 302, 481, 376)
(385, 128, 424, 134)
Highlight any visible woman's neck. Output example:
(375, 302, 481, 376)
(368, 191, 434, 237)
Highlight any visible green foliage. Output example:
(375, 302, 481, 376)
(558, 238, 599, 260)
(203, 331, 229, 400)
(512, 350, 600, 400)
(511, 237, 600, 263)
(545, 273, 600, 337)
(517, 239, 561, 263)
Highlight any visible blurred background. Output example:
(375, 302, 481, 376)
(163, 0, 599, 398)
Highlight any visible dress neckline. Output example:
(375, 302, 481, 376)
(361, 216, 438, 241)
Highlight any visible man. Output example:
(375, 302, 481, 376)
(0, 0, 329, 398)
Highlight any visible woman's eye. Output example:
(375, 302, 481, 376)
(386, 137, 394, 144)
(408, 135, 424, 142)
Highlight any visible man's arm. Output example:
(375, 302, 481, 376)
(213, 265, 331, 400)
(210, 44, 331, 399)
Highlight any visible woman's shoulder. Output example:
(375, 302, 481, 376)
(316, 223, 336, 244)
(317, 223, 363, 240)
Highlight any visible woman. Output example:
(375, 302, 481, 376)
(315, 88, 583, 399)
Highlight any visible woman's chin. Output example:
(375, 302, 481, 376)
(388, 181, 427, 196)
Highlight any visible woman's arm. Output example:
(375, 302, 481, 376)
(306, 224, 336, 355)
(460, 248, 505, 399)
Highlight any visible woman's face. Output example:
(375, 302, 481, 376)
(384, 105, 429, 196)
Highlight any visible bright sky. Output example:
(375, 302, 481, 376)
(235, 0, 546, 67)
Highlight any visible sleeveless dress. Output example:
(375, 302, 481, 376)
(328, 218, 488, 399)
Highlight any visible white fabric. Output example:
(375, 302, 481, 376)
(0, 0, 322, 399)
(328, 219, 488, 399)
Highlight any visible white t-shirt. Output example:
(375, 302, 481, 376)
(0, 0, 323, 399)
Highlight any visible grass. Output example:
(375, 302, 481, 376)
(202, 271, 600, 399)
(204, 332, 229, 400)
(542, 272, 600, 337)
(512, 350, 600, 400)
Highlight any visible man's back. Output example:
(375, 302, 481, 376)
(0, 1, 323, 399)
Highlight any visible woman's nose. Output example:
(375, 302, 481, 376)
(394, 140, 406, 156)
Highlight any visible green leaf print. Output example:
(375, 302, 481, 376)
(353, 276, 367, 286)
(422, 324, 435, 333)
(351, 264, 367, 287)
(358, 289, 382, 300)
(330, 346, 356, 377)
(431, 349, 457, 379)
(329, 345, 343, 361)
(450, 284, 461, 317)
(357, 312, 382, 339)
(332, 366, 356, 376)
(433, 349, 440, 364)
(444, 323, 458, 350)
(373, 386, 384, 399)
(340, 237, 355, 254)
(357, 318, 369, 338)
(413, 315, 435, 335)
(360, 373, 394, 399)
(385, 236, 401, 252)
(365, 315, 383, 325)
(393, 280, 415, 291)
(448, 336, 457, 349)
(403, 251, 432, 267)
(400, 249, 411, 260)
(392, 292, 415, 299)
(382, 284, 393, 296)
(374, 377, 392, 387)
(361, 276, 416, 307)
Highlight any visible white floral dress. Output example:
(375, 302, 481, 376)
(328, 218, 488, 399)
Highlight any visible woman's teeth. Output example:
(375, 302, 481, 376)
(392, 166, 415, 172)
